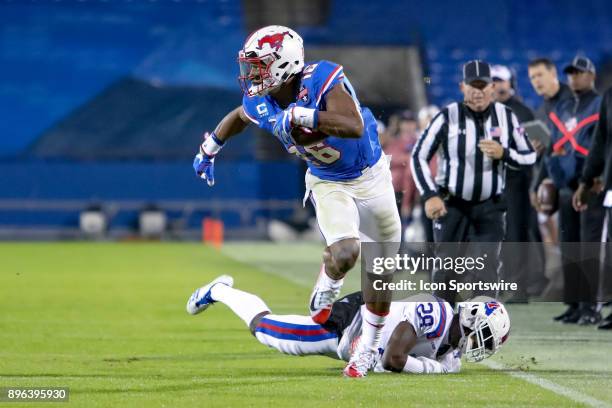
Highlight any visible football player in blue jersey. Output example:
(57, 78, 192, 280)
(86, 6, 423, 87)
(192, 25, 401, 377)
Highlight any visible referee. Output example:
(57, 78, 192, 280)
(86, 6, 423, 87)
(411, 60, 537, 302)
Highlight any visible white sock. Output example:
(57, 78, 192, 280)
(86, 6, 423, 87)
(319, 265, 343, 289)
(360, 307, 388, 352)
(210, 284, 270, 327)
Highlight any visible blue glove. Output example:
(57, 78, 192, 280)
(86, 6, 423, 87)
(271, 104, 296, 146)
(194, 132, 225, 186)
(193, 153, 215, 186)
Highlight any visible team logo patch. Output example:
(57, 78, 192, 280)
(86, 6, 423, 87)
(485, 302, 500, 316)
(565, 117, 578, 131)
(256, 103, 268, 117)
(298, 85, 309, 102)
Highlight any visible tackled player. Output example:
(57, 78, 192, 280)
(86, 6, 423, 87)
(186, 276, 511, 374)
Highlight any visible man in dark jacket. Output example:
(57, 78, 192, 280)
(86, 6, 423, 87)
(528, 58, 575, 202)
(573, 86, 612, 329)
(535, 56, 604, 324)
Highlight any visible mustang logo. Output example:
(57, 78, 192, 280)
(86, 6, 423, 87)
(257, 31, 291, 51)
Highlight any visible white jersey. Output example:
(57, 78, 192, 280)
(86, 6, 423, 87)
(336, 293, 454, 361)
(376, 295, 454, 360)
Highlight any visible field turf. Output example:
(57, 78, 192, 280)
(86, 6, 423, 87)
(1, 242, 611, 407)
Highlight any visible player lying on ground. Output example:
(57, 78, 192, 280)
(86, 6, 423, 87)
(191, 25, 402, 377)
(186, 276, 511, 374)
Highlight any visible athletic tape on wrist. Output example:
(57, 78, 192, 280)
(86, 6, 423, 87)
(201, 132, 224, 156)
(291, 106, 318, 129)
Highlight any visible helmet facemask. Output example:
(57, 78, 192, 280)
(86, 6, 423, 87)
(238, 51, 279, 97)
(463, 316, 498, 362)
(457, 297, 510, 362)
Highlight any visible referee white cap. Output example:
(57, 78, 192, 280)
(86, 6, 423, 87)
(491, 65, 512, 82)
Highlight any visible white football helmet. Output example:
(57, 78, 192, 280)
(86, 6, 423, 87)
(238, 25, 304, 96)
(457, 296, 510, 362)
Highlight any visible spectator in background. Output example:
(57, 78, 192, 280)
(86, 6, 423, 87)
(382, 111, 419, 231)
(533, 56, 604, 324)
(418, 105, 441, 134)
(492, 64, 540, 302)
(415, 105, 440, 243)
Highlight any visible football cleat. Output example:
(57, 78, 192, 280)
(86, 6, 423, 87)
(343, 342, 377, 378)
(186, 275, 234, 315)
(309, 265, 342, 324)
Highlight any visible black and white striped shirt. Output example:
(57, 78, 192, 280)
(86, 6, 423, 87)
(411, 102, 536, 202)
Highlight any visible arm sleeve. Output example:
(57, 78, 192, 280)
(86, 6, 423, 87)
(410, 112, 446, 201)
(502, 111, 537, 167)
(581, 92, 608, 187)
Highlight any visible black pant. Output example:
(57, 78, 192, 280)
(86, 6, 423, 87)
(502, 169, 531, 296)
(421, 205, 434, 243)
(558, 188, 605, 303)
(432, 195, 506, 302)
(502, 169, 547, 296)
(527, 201, 548, 292)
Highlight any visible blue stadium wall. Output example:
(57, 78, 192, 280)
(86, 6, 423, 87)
(1, 0, 611, 236)
(0, 160, 303, 233)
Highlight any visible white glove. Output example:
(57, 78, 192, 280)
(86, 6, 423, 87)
(438, 349, 462, 374)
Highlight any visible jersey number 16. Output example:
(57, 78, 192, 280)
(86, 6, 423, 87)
(289, 142, 341, 165)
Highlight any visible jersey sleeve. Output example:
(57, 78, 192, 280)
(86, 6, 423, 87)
(311, 60, 345, 108)
(404, 301, 450, 339)
(241, 94, 262, 125)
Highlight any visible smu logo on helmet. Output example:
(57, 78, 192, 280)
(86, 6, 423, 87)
(257, 31, 291, 51)
(485, 302, 500, 316)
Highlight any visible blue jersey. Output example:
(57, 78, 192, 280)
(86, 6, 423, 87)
(241, 60, 381, 181)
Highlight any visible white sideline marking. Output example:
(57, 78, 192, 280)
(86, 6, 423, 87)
(483, 360, 611, 408)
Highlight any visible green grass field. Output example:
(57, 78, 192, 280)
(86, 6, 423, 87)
(1, 242, 611, 407)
